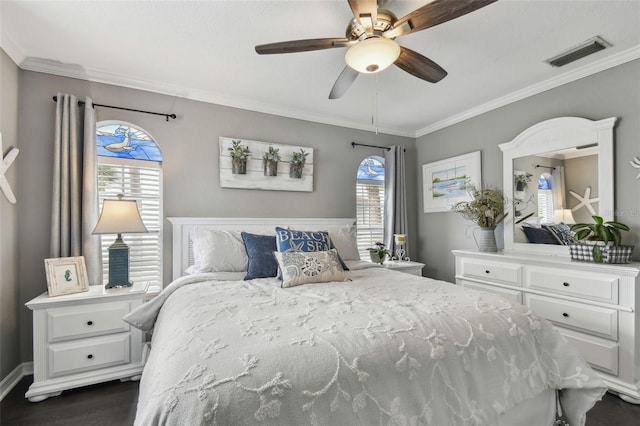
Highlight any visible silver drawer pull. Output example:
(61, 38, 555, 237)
(87, 354, 94, 359)
(562, 312, 569, 318)
(87, 320, 94, 326)
(562, 282, 570, 287)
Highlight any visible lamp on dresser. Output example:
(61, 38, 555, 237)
(92, 194, 147, 288)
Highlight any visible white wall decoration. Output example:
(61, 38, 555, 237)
(569, 186, 599, 215)
(630, 156, 640, 180)
(0, 132, 19, 204)
(219, 137, 314, 192)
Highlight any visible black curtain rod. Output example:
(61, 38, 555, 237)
(351, 142, 392, 151)
(535, 164, 556, 170)
(52, 96, 177, 122)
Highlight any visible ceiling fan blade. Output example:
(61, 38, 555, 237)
(394, 46, 447, 83)
(385, 0, 497, 38)
(348, 0, 378, 33)
(329, 66, 359, 99)
(256, 38, 352, 55)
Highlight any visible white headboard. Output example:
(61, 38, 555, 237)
(167, 217, 356, 281)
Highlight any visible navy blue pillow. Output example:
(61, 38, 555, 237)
(521, 226, 560, 245)
(241, 232, 278, 280)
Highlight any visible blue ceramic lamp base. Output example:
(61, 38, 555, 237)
(106, 235, 133, 289)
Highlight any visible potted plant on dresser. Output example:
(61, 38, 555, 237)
(453, 186, 508, 252)
(228, 140, 250, 174)
(570, 215, 634, 263)
(263, 146, 280, 176)
(289, 149, 308, 179)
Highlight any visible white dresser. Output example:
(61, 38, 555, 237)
(453, 249, 640, 403)
(25, 282, 148, 402)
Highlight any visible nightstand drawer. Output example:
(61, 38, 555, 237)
(527, 267, 619, 304)
(527, 295, 618, 340)
(49, 334, 130, 377)
(47, 301, 131, 343)
(460, 259, 522, 285)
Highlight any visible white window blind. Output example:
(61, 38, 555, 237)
(538, 189, 554, 224)
(356, 179, 385, 260)
(97, 160, 162, 288)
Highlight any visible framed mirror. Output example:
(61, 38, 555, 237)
(499, 117, 616, 256)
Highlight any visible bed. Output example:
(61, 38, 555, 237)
(124, 217, 606, 425)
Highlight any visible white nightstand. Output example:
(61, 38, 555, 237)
(25, 282, 148, 402)
(383, 260, 425, 276)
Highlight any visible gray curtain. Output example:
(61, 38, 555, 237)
(384, 146, 408, 256)
(551, 166, 566, 209)
(50, 93, 102, 285)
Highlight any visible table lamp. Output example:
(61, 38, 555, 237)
(392, 234, 410, 261)
(553, 209, 576, 224)
(92, 194, 148, 288)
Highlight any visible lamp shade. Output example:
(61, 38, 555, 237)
(345, 37, 401, 73)
(553, 209, 576, 225)
(92, 196, 148, 235)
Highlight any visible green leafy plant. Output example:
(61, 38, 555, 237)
(228, 140, 250, 160)
(367, 242, 391, 263)
(453, 186, 508, 228)
(570, 215, 630, 262)
(290, 149, 308, 167)
(262, 146, 281, 162)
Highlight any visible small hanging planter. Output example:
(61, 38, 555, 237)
(232, 157, 247, 175)
(289, 149, 308, 179)
(262, 146, 281, 177)
(228, 140, 250, 175)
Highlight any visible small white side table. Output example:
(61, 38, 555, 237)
(25, 282, 148, 402)
(383, 260, 425, 276)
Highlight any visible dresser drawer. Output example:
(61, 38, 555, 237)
(49, 334, 130, 377)
(459, 279, 523, 304)
(460, 259, 522, 285)
(527, 267, 619, 304)
(559, 329, 618, 375)
(527, 295, 618, 340)
(47, 301, 131, 343)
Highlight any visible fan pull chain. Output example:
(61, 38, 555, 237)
(372, 73, 379, 135)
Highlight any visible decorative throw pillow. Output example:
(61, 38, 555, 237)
(521, 225, 560, 245)
(275, 227, 331, 253)
(327, 223, 361, 261)
(186, 228, 248, 274)
(241, 232, 278, 280)
(543, 223, 575, 245)
(274, 249, 350, 288)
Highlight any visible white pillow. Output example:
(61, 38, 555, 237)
(186, 228, 248, 274)
(274, 249, 350, 288)
(327, 223, 361, 261)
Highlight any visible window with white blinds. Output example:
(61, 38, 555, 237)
(356, 156, 385, 260)
(97, 159, 162, 288)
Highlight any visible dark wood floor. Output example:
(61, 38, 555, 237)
(2, 376, 639, 425)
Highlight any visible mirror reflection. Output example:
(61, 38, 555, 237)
(513, 145, 599, 244)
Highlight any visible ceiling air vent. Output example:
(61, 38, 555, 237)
(545, 36, 611, 67)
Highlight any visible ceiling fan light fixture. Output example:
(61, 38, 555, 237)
(345, 37, 400, 73)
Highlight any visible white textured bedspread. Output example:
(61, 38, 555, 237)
(125, 266, 605, 426)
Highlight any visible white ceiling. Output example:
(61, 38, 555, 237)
(2, 0, 639, 137)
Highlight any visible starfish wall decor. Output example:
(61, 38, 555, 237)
(630, 156, 640, 180)
(0, 132, 19, 204)
(569, 186, 599, 215)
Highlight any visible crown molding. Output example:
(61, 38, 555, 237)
(17, 57, 414, 138)
(415, 45, 640, 138)
(10, 43, 639, 140)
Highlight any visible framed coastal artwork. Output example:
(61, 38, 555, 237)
(44, 256, 90, 297)
(219, 137, 314, 192)
(422, 151, 481, 213)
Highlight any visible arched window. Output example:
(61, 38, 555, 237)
(537, 173, 553, 224)
(97, 122, 163, 291)
(356, 156, 385, 259)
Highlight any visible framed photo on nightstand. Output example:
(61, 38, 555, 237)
(44, 256, 90, 297)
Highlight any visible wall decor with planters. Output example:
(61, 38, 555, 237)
(219, 137, 314, 192)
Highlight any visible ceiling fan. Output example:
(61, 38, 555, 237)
(255, 0, 497, 99)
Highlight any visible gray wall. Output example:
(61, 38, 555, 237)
(0, 49, 20, 380)
(15, 70, 416, 362)
(417, 59, 640, 282)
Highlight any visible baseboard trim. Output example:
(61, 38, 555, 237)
(0, 362, 33, 401)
